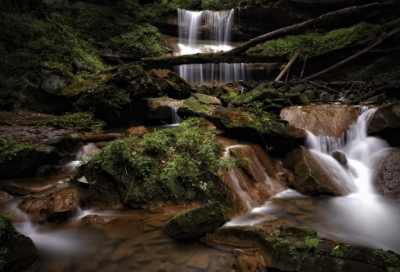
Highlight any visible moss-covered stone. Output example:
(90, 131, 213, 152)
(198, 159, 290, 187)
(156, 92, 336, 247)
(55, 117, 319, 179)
(164, 202, 229, 239)
(215, 85, 240, 104)
(202, 226, 400, 272)
(0, 143, 60, 179)
(194, 93, 221, 105)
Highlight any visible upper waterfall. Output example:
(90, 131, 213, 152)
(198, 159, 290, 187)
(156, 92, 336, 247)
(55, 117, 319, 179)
(175, 9, 250, 84)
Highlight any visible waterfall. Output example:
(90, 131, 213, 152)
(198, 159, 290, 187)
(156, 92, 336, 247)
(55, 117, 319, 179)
(176, 9, 250, 84)
(227, 107, 400, 252)
(171, 107, 183, 124)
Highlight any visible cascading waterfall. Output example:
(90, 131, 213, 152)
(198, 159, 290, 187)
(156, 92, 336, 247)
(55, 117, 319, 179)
(176, 9, 250, 84)
(227, 107, 400, 252)
(171, 106, 183, 124)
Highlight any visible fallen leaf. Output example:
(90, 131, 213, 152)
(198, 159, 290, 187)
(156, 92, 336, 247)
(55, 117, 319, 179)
(334, 245, 340, 250)
(78, 176, 89, 184)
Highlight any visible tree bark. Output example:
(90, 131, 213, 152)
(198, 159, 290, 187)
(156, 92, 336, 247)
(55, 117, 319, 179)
(223, 2, 400, 56)
(302, 28, 400, 81)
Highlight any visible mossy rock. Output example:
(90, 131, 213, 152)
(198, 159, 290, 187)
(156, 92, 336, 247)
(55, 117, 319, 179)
(164, 202, 229, 239)
(0, 216, 38, 271)
(285, 93, 310, 105)
(231, 84, 284, 107)
(202, 226, 400, 272)
(177, 98, 216, 118)
(0, 144, 60, 179)
(215, 85, 240, 104)
(148, 69, 196, 99)
(193, 93, 221, 105)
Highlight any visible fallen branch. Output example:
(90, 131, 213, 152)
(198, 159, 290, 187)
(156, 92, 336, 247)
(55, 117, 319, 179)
(308, 81, 339, 93)
(302, 28, 400, 81)
(275, 49, 301, 81)
(300, 55, 308, 80)
(350, 84, 394, 104)
(224, 2, 399, 56)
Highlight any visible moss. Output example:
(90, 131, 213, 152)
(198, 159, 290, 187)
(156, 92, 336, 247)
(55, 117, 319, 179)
(178, 99, 215, 118)
(55, 112, 105, 130)
(231, 85, 283, 107)
(262, 19, 400, 59)
(164, 202, 230, 239)
(80, 122, 239, 203)
(216, 86, 240, 104)
(371, 249, 400, 272)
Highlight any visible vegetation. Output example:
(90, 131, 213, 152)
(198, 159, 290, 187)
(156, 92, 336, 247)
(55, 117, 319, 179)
(262, 19, 400, 59)
(80, 118, 245, 203)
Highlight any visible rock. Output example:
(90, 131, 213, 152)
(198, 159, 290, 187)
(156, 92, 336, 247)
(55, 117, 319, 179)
(41, 69, 68, 95)
(288, 84, 305, 94)
(124, 126, 148, 137)
(164, 202, 229, 240)
(96, 142, 110, 148)
(0, 215, 38, 271)
(284, 146, 347, 196)
(0, 143, 60, 179)
(374, 150, 400, 200)
(194, 93, 221, 105)
(146, 98, 184, 119)
(331, 150, 347, 165)
(281, 104, 359, 138)
(0, 191, 13, 202)
(285, 93, 310, 105)
(304, 90, 316, 100)
(363, 94, 386, 105)
(202, 225, 400, 272)
(186, 252, 211, 270)
(157, 262, 175, 272)
(215, 85, 240, 104)
(36, 165, 61, 180)
(295, 200, 314, 211)
(237, 255, 258, 272)
(147, 69, 196, 99)
(19, 188, 79, 222)
(368, 102, 400, 146)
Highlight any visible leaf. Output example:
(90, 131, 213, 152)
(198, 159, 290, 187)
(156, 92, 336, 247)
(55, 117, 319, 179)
(89, 180, 97, 185)
(78, 176, 89, 184)
(333, 245, 340, 250)
(131, 151, 137, 156)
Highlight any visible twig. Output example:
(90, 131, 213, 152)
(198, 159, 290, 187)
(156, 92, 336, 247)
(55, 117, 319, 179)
(308, 81, 339, 93)
(275, 49, 301, 81)
(302, 28, 400, 81)
(350, 84, 394, 104)
(300, 55, 308, 80)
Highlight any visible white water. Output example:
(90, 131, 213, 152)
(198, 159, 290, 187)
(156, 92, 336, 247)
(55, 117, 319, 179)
(171, 106, 183, 124)
(176, 9, 250, 84)
(227, 107, 400, 252)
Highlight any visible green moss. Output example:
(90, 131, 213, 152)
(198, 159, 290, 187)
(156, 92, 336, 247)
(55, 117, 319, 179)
(330, 245, 347, 258)
(262, 19, 400, 59)
(178, 99, 215, 118)
(81, 122, 239, 203)
(56, 112, 105, 130)
(371, 249, 400, 272)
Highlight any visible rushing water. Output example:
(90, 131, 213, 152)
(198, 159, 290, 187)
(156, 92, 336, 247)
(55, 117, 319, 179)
(171, 106, 183, 124)
(227, 107, 400, 252)
(175, 9, 250, 84)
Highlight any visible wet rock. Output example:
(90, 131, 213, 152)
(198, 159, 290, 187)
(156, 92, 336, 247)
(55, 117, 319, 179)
(164, 202, 229, 240)
(0, 191, 13, 202)
(215, 85, 240, 104)
(202, 225, 400, 272)
(187, 252, 211, 270)
(236, 255, 258, 272)
(368, 102, 400, 146)
(331, 150, 347, 165)
(284, 146, 344, 196)
(146, 98, 184, 119)
(41, 69, 68, 95)
(19, 188, 79, 222)
(124, 126, 148, 137)
(374, 150, 400, 200)
(0, 143, 60, 180)
(157, 262, 175, 272)
(194, 93, 221, 105)
(295, 200, 314, 211)
(281, 104, 359, 138)
(36, 164, 61, 180)
(0, 215, 38, 271)
(96, 142, 110, 148)
(147, 69, 196, 99)
(288, 84, 305, 94)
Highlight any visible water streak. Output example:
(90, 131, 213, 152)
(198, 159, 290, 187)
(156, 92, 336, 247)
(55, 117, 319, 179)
(171, 106, 184, 124)
(176, 9, 250, 84)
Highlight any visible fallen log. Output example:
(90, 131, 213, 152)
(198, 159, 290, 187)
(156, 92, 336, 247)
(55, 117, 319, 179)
(275, 49, 301, 81)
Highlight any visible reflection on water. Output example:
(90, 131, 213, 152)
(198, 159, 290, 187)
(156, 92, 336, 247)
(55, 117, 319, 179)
(227, 107, 400, 253)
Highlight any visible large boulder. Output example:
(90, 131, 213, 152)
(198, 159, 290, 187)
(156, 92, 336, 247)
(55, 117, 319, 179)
(147, 69, 196, 99)
(284, 146, 352, 196)
(202, 225, 400, 272)
(374, 150, 400, 200)
(281, 104, 359, 138)
(41, 69, 68, 95)
(0, 216, 38, 271)
(368, 102, 400, 146)
(164, 202, 229, 240)
(146, 98, 184, 119)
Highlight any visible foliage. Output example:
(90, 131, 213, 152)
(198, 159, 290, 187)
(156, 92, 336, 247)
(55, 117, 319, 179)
(371, 249, 400, 272)
(83, 120, 240, 202)
(262, 19, 400, 59)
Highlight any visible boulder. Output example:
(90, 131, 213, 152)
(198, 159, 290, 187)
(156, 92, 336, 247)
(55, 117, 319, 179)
(331, 150, 347, 165)
(0, 215, 38, 272)
(215, 85, 240, 104)
(281, 104, 359, 138)
(124, 126, 149, 137)
(202, 225, 400, 272)
(36, 164, 61, 180)
(146, 98, 184, 119)
(284, 146, 347, 196)
(148, 69, 196, 99)
(164, 202, 229, 239)
(194, 93, 221, 105)
(41, 69, 68, 95)
(0, 144, 60, 180)
(374, 150, 400, 200)
(368, 102, 400, 146)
